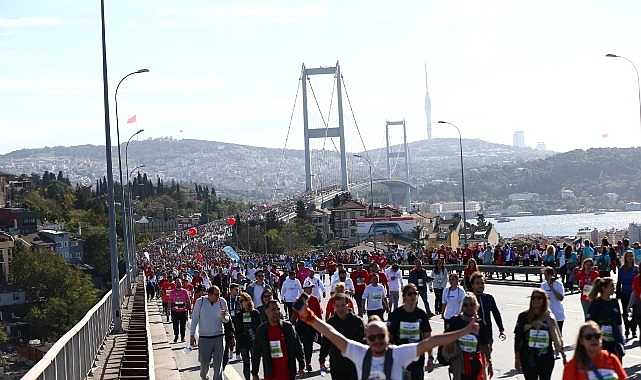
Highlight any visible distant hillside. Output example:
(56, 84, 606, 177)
(420, 147, 641, 206)
(0, 137, 551, 203)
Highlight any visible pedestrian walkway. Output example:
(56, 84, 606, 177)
(88, 285, 138, 380)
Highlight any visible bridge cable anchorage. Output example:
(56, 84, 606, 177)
(273, 76, 302, 202)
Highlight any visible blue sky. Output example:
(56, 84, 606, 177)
(2, 0, 641, 155)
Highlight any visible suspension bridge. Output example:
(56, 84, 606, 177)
(273, 61, 416, 211)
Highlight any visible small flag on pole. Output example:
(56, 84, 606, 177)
(127, 115, 137, 124)
(602, 133, 608, 138)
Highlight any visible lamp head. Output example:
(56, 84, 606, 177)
(605, 54, 619, 58)
(437, 121, 447, 124)
(136, 129, 144, 135)
(137, 69, 150, 73)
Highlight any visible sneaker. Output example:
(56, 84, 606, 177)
(173, 336, 178, 343)
(427, 311, 435, 319)
(235, 354, 241, 361)
(306, 364, 313, 372)
(181, 337, 185, 342)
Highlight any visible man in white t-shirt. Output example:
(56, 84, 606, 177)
(330, 269, 355, 296)
(292, 296, 480, 380)
(303, 268, 326, 300)
(384, 264, 403, 312)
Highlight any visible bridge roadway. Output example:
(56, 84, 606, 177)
(150, 278, 641, 380)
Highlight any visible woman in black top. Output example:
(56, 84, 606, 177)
(514, 289, 566, 380)
(587, 277, 624, 359)
(443, 292, 492, 380)
(233, 291, 262, 380)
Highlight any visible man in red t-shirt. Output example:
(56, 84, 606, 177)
(316, 257, 327, 281)
(350, 262, 369, 316)
(327, 256, 337, 276)
(252, 300, 304, 380)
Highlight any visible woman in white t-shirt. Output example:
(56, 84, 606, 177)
(540, 266, 566, 333)
(362, 273, 388, 321)
(441, 273, 465, 321)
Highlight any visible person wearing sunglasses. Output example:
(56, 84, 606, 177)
(294, 293, 479, 380)
(514, 289, 566, 380)
(233, 291, 262, 380)
(319, 293, 364, 380)
(255, 289, 273, 324)
(246, 269, 272, 309)
(562, 321, 627, 380)
(575, 258, 600, 320)
(443, 292, 492, 380)
(387, 284, 434, 379)
(586, 277, 625, 360)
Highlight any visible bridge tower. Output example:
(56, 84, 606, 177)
(385, 120, 411, 211)
(301, 62, 348, 191)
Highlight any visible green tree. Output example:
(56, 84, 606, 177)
(13, 248, 98, 341)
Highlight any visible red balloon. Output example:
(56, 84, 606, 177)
(195, 252, 203, 260)
(188, 227, 197, 237)
(227, 217, 236, 226)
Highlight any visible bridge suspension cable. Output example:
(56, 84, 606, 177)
(273, 77, 302, 202)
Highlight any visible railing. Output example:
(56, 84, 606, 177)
(22, 275, 129, 380)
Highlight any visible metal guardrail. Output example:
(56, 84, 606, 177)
(276, 262, 546, 283)
(22, 275, 129, 380)
(119, 282, 150, 379)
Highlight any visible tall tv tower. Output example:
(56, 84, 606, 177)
(424, 62, 432, 140)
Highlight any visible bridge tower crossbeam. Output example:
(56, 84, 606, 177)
(385, 120, 411, 211)
(301, 62, 348, 191)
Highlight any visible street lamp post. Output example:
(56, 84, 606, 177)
(100, 0, 122, 332)
(437, 121, 467, 245)
(128, 164, 146, 275)
(115, 68, 148, 295)
(606, 53, 641, 139)
(354, 154, 377, 253)
(125, 129, 144, 283)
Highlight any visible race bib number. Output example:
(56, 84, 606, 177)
(601, 325, 614, 342)
(527, 329, 550, 349)
(166, 289, 172, 296)
(269, 340, 283, 358)
(357, 278, 365, 286)
(582, 284, 592, 297)
(372, 293, 382, 301)
(399, 321, 421, 342)
(243, 313, 252, 323)
(174, 301, 184, 307)
(587, 368, 618, 380)
(458, 334, 479, 353)
(418, 279, 424, 287)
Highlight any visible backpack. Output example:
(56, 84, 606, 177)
(437, 341, 461, 365)
(362, 346, 394, 380)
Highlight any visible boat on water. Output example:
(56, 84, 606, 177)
(496, 217, 514, 223)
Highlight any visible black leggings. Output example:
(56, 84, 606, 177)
(171, 310, 187, 339)
(434, 288, 444, 313)
(521, 352, 554, 380)
(620, 293, 636, 334)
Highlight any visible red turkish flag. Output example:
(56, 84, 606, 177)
(127, 115, 137, 124)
